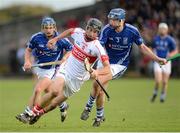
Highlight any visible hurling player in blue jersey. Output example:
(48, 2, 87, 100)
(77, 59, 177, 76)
(16, 17, 72, 123)
(150, 23, 177, 103)
(80, 8, 167, 127)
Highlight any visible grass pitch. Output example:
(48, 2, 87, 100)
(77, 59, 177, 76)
(0, 78, 180, 132)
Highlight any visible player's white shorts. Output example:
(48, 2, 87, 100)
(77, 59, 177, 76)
(33, 67, 56, 79)
(153, 61, 171, 74)
(110, 64, 127, 79)
(97, 61, 127, 79)
(55, 63, 85, 97)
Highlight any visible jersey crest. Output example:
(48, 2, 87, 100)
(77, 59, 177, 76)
(123, 37, 128, 45)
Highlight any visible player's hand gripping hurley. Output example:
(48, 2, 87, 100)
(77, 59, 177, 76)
(84, 58, 110, 101)
(160, 53, 180, 66)
(167, 53, 180, 62)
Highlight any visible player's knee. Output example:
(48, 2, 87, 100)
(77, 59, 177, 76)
(51, 89, 60, 97)
(44, 88, 50, 93)
(155, 81, 161, 86)
(99, 90, 105, 96)
(162, 81, 168, 86)
(93, 82, 99, 91)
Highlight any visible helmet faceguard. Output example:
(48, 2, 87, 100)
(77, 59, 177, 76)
(41, 17, 56, 29)
(108, 8, 126, 20)
(86, 18, 102, 33)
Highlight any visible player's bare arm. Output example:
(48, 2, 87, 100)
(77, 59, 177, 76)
(23, 47, 32, 71)
(90, 60, 111, 79)
(97, 60, 112, 77)
(139, 43, 167, 65)
(167, 49, 178, 58)
(47, 28, 74, 49)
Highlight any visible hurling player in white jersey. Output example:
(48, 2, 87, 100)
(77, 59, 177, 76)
(16, 18, 112, 125)
(81, 8, 167, 127)
(151, 23, 178, 103)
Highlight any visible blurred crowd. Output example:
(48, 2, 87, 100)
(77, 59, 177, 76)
(63, 0, 179, 45)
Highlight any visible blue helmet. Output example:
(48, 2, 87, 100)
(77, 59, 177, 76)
(41, 17, 56, 28)
(108, 8, 126, 20)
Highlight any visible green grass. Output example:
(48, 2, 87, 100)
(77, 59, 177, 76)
(0, 78, 180, 132)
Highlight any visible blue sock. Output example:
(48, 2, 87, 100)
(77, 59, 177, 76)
(96, 107, 104, 119)
(85, 95, 96, 111)
(59, 102, 67, 112)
